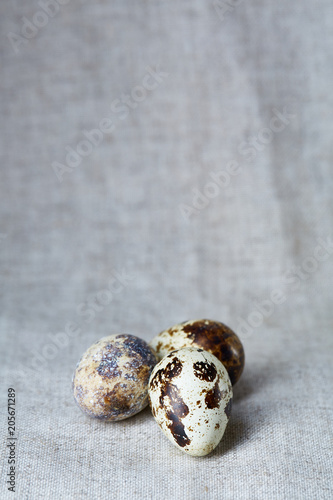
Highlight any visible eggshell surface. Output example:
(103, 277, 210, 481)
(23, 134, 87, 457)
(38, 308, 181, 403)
(73, 334, 157, 421)
(150, 319, 245, 385)
(148, 347, 233, 456)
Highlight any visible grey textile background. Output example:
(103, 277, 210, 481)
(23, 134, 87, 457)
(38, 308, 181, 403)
(1, 0, 333, 499)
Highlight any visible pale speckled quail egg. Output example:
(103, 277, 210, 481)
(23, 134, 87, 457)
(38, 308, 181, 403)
(150, 319, 245, 385)
(148, 347, 233, 456)
(72, 334, 157, 421)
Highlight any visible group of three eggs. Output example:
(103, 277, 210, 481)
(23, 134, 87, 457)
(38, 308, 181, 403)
(72, 319, 245, 456)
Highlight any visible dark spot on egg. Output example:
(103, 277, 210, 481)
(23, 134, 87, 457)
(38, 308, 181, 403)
(74, 385, 86, 401)
(164, 358, 183, 380)
(159, 383, 190, 448)
(101, 383, 138, 418)
(151, 360, 190, 448)
(150, 369, 164, 390)
(205, 381, 222, 409)
(181, 319, 245, 385)
(96, 344, 123, 379)
(193, 361, 217, 382)
(150, 358, 182, 390)
(160, 383, 189, 419)
(215, 423, 220, 430)
(97, 361, 122, 379)
(117, 335, 157, 367)
(165, 410, 191, 447)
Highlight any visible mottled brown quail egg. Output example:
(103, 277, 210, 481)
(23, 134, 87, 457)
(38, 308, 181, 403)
(72, 334, 157, 421)
(150, 319, 245, 385)
(149, 347, 233, 456)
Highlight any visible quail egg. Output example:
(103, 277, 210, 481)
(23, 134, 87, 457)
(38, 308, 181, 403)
(148, 347, 233, 456)
(73, 334, 157, 421)
(150, 319, 244, 385)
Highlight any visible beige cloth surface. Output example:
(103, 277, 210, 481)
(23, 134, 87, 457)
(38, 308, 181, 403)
(1, 1, 333, 499)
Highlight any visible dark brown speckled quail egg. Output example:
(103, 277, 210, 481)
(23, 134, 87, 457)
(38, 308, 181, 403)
(150, 319, 245, 385)
(72, 334, 157, 421)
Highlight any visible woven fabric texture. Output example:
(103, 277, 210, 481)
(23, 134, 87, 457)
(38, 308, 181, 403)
(0, 1, 332, 499)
